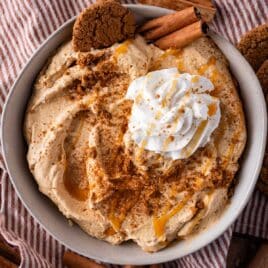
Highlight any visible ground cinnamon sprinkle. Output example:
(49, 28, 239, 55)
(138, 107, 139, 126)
(69, 23, 237, 221)
(77, 51, 109, 67)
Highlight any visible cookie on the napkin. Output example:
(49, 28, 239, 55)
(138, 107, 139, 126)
(257, 60, 268, 195)
(73, 0, 136, 52)
(237, 23, 268, 71)
(257, 60, 268, 91)
(238, 24, 268, 195)
(258, 163, 268, 195)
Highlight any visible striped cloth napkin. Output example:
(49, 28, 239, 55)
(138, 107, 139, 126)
(0, 0, 267, 267)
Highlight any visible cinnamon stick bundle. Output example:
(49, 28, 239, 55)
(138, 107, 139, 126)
(139, 7, 200, 40)
(155, 21, 208, 49)
(139, 0, 216, 22)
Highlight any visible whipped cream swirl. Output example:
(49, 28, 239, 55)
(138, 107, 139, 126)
(125, 68, 221, 160)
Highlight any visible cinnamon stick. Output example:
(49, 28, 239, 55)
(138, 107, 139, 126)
(63, 251, 105, 268)
(0, 240, 21, 265)
(155, 21, 208, 50)
(0, 255, 17, 268)
(190, 0, 214, 7)
(139, 7, 200, 40)
(63, 251, 160, 268)
(248, 244, 268, 268)
(139, 0, 216, 22)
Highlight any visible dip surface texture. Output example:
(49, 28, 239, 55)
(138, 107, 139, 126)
(24, 35, 246, 252)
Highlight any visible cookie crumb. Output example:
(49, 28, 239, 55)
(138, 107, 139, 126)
(72, 0, 136, 52)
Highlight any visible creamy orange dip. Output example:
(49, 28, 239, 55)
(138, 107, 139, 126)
(24, 35, 246, 252)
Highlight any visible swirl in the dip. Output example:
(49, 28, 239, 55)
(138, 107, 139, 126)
(125, 68, 221, 159)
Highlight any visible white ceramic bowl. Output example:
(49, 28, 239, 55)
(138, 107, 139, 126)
(1, 5, 267, 265)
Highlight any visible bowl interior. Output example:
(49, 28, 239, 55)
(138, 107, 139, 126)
(1, 4, 267, 265)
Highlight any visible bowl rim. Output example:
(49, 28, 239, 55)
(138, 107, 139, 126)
(1, 4, 267, 265)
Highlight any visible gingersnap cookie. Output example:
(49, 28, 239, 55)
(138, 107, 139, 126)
(258, 161, 268, 195)
(237, 23, 268, 71)
(257, 60, 268, 91)
(238, 26, 268, 195)
(73, 0, 136, 52)
(257, 60, 268, 195)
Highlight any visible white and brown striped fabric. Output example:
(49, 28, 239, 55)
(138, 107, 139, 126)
(0, 0, 267, 267)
